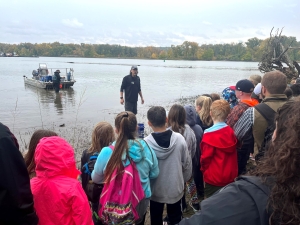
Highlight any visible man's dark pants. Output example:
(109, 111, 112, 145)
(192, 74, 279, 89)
(53, 82, 60, 93)
(125, 101, 137, 114)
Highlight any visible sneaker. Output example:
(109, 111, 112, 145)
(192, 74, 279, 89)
(189, 201, 200, 212)
(163, 215, 170, 225)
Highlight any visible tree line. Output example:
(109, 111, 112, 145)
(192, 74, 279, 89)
(0, 36, 299, 61)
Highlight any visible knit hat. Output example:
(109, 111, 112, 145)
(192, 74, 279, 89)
(222, 87, 237, 109)
(253, 83, 262, 95)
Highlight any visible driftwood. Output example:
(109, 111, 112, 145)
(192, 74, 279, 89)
(258, 27, 300, 81)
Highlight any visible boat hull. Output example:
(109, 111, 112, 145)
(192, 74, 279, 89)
(24, 78, 75, 89)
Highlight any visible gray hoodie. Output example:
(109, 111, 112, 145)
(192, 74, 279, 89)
(145, 131, 192, 204)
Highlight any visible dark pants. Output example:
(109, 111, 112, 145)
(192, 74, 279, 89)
(125, 101, 137, 114)
(91, 202, 102, 225)
(53, 82, 60, 93)
(150, 199, 182, 225)
(193, 164, 204, 198)
(238, 137, 254, 175)
(135, 198, 149, 225)
(204, 183, 223, 198)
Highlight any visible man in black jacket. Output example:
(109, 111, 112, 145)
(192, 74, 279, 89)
(0, 123, 38, 225)
(120, 65, 144, 114)
(53, 70, 61, 93)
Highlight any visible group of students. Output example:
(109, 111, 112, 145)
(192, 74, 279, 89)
(1, 70, 300, 225)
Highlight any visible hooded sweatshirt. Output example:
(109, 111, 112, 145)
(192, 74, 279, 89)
(92, 139, 159, 198)
(184, 105, 203, 166)
(0, 123, 38, 225)
(227, 98, 259, 128)
(30, 136, 93, 225)
(168, 124, 196, 159)
(201, 123, 238, 186)
(145, 131, 192, 204)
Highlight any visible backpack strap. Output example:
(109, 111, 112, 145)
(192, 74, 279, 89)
(83, 164, 90, 175)
(254, 103, 276, 126)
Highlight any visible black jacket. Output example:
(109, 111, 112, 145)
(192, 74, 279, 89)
(120, 74, 141, 102)
(53, 72, 61, 83)
(179, 176, 270, 225)
(0, 123, 38, 225)
(80, 149, 91, 190)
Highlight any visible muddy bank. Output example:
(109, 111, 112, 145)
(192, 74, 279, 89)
(16, 95, 199, 166)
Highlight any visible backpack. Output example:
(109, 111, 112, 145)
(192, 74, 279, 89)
(254, 103, 276, 161)
(98, 155, 145, 225)
(82, 151, 105, 203)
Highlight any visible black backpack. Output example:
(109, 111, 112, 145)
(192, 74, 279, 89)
(254, 103, 276, 162)
(82, 152, 104, 202)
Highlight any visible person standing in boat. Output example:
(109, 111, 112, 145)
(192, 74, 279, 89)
(53, 70, 61, 93)
(120, 65, 144, 115)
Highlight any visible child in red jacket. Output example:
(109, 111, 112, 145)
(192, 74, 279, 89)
(200, 100, 238, 198)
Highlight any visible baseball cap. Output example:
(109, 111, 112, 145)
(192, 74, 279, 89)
(232, 79, 254, 93)
(131, 65, 138, 70)
(55, 69, 60, 73)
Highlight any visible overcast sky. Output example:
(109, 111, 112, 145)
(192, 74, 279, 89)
(0, 0, 299, 47)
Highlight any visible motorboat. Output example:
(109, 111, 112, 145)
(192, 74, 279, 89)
(24, 63, 76, 89)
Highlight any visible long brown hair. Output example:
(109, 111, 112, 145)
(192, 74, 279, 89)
(253, 98, 300, 225)
(104, 111, 137, 183)
(195, 96, 213, 126)
(88, 122, 115, 154)
(167, 104, 186, 136)
(24, 130, 57, 176)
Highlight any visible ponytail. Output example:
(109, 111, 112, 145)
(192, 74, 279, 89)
(104, 111, 137, 182)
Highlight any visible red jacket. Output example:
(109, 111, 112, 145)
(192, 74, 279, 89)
(200, 126, 238, 187)
(31, 136, 93, 225)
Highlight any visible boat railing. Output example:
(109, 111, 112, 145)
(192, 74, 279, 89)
(39, 68, 75, 82)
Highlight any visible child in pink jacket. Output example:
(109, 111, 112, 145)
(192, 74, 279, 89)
(30, 136, 93, 225)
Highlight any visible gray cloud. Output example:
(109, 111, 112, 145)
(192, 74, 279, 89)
(0, 0, 299, 46)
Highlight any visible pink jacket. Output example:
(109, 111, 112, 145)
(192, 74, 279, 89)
(30, 136, 93, 225)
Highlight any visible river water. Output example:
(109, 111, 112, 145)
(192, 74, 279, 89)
(0, 57, 261, 154)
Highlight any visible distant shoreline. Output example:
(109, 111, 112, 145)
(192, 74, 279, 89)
(1, 55, 260, 63)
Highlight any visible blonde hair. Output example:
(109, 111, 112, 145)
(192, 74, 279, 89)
(210, 99, 230, 121)
(249, 75, 262, 87)
(195, 96, 213, 126)
(88, 122, 115, 154)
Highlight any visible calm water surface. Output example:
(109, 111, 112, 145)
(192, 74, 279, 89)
(0, 57, 261, 151)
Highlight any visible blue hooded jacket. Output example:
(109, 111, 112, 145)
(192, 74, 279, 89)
(91, 139, 159, 198)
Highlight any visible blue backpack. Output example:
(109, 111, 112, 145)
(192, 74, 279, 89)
(82, 152, 104, 202)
